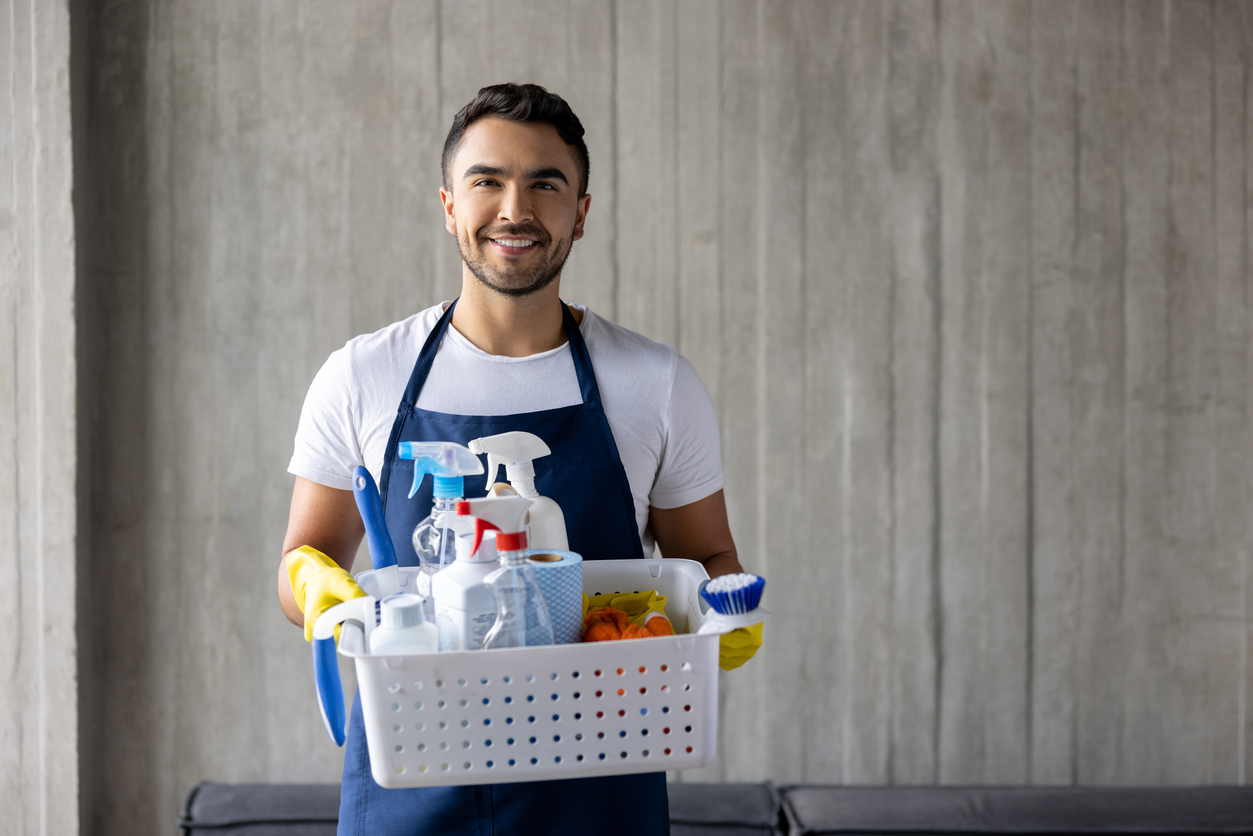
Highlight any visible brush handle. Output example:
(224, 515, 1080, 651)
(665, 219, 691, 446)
(352, 466, 398, 571)
(696, 608, 770, 635)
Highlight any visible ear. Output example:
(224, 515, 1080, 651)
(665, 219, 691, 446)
(572, 193, 591, 242)
(439, 187, 457, 236)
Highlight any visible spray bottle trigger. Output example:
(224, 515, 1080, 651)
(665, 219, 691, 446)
(485, 454, 504, 491)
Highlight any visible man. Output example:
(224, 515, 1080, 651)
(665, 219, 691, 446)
(278, 83, 762, 836)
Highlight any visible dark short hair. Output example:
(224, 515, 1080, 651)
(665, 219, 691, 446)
(442, 83, 590, 197)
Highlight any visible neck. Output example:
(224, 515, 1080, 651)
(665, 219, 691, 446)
(451, 270, 580, 357)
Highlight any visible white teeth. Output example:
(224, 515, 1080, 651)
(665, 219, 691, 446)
(494, 238, 536, 248)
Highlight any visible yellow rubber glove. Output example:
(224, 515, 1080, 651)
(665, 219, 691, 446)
(286, 546, 366, 642)
(719, 621, 764, 671)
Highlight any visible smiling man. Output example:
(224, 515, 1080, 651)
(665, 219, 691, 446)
(277, 84, 761, 836)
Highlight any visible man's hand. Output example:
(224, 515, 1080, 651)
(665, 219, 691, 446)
(278, 477, 367, 631)
(650, 490, 764, 670)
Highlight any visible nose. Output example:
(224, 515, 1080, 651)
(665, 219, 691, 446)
(498, 183, 533, 224)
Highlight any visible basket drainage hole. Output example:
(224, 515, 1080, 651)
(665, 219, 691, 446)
(388, 683, 401, 693)
(660, 665, 668, 672)
(577, 754, 584, 762)
(509, 759, 516, 766)
(436, 679, 444, 688)
(640, 708, 648, 716)
(440, 763, 450, 771)
(685, 726, 692, 733)
(458, 678, 467, 686)
(555, 756, 562, 763)
(503, 676, 512, 684)
(486, 760, 494, 768)
(550, 672, 559, 681)
(417, 743, 427, 752)
(481, 677, 490, 685)
(463, 762, 472, 770)
(461, 720, 470, 728)
(526, 674, 535, 682)
(572, 671, 581, 679)
(462, 741, 471, 749)
(680, 663, 691, 672)
(598, 753, 606, 761)
(639, 666, 647, 674)
(617, 668, 624, 675)
(575, 733, 583, 741)
(530, 757, 538, 765)
(419, 765, 429, 773)
(394, 744, 404, 753)
(395, 765, 405, 774)
(664, 748, 671, 755)
(620, 752, 628, 759)
(618, 710, 626, 717)
(686, 746, 693, 753)
(642, 749, 650, 757)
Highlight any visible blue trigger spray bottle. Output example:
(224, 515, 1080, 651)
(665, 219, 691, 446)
(396, 441, 485, 621)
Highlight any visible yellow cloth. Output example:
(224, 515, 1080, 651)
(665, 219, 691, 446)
(582, 590, 669, 628)
(286, 546, 366, 642)
(718, 621, 764, 671)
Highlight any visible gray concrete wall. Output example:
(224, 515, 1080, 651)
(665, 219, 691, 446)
(66, 0, 1253, 833)
(1, 0, 81, 833)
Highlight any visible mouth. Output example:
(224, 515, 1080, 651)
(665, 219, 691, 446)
(487, 236, 540, 256)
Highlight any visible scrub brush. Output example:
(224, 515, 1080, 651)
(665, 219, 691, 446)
(696, 573, 769, 635)
(700, 573, 766, 615)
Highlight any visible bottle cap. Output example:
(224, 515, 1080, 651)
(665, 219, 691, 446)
(380, 593, 426, 629)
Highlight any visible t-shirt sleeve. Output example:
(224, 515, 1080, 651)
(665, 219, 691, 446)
(648, 355, 724, 509)
(288, 347, 362, 491)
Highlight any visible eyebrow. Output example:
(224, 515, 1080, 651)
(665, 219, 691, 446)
(462, 164, 569, 186)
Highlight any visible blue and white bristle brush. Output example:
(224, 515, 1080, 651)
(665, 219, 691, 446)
(700, 573, 766, 615)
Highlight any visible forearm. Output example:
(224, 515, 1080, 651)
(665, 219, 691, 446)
(278, 553, 304, 628)
(697, 549, 744, 579)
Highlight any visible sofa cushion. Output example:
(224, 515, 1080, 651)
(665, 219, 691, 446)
(781, 786, 1253, 836)
(669, 781, 784, 835)
(180, 783, 339, 835)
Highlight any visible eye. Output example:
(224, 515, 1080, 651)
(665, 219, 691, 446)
(473, 178, 500, 188)
(533, 182, 558, 191)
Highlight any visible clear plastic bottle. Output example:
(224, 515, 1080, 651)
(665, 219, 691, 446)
(397, 441, 484, 622)
(482, 547, 554, 649)
(456, 496, 554, 649)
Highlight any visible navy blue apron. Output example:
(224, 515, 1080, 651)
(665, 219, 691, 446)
(338, 299, 669, 836)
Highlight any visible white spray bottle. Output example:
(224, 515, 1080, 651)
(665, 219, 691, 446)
(468, 431, 569, 551)
(396, 441, 484, 621)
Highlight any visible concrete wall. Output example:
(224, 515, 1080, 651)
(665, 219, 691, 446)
(49, 0, 1253, 833)
(0, 0, 81, 833)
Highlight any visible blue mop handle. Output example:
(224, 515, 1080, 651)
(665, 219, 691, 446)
(352, 466, 398, 571)
(313, 637, 347, 746)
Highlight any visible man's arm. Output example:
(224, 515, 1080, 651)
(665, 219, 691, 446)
(649, 489, 743, 578)
(277, 476, 367, 628)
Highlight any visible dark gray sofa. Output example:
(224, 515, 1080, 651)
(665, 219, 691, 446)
(180, 781, 1253, 836)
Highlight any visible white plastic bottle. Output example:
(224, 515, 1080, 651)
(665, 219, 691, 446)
(432, 526, 500, 652)
(369, 593, 438, 656)
(468, 431, 569, 550)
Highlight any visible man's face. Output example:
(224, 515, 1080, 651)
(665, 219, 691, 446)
(440, 117, 590, 298)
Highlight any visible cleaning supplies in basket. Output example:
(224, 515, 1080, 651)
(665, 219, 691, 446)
(431, 531, 501, 652)
(456, 495, 555, 649)
(397, 441, 485, 620)
(469, 431, 569, 550)
(581, 590, 674, 641)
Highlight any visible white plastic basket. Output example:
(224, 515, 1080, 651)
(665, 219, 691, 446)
(320, 558, 726, 789)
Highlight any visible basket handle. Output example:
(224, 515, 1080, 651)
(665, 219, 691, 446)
(312, 597, 373, 746)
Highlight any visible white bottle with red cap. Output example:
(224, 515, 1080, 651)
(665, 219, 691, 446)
(456, 495, 555, 649)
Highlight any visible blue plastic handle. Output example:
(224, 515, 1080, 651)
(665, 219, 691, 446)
(313, 636, 346, 746)
(352, 466, 398, 570)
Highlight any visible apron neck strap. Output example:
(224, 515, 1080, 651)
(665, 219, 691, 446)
(401, 297, 602, 408)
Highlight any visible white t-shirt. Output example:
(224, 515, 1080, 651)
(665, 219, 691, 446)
(289, 302, 723, 555)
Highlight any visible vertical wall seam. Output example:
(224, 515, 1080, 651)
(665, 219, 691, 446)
(929, 0, 944, 785)
(1240, 0, 1251, 786)
(1024, 0, 1036, 784)
(609, 0, 618, 322)
(1069, 0, 1082, 786)
(26, 0, 49, 827)
(885, 0, 898, 783)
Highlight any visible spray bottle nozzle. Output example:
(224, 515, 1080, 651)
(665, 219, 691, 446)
(456, 496, 532, 557)
(467, 432, 551, 493)
(397, 441, 485, 499)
